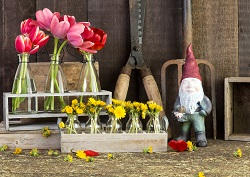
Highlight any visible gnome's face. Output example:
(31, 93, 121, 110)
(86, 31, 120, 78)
(179, 78, 204, 114)
(181, 78, 202, 93)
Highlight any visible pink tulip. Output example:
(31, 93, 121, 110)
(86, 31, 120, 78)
(67, 23, 85, 47)
(50, 15, 71, 39)
(20, 18, 37, 34)
(29, 26, 49, 47)
(15, 35, 39, 54)
(36, 8, 54, 31)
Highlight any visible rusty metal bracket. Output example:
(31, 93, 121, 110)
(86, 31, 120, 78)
(161, 59, 216, 139)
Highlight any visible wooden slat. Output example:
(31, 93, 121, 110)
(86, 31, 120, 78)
(239, 0, 250, 76)
(227, 77, 250, 83)
(193, 0, 238, 138)
(0, 123, 60, 149)
(224, 78, 233, 140)
(0, 133, 60, 149)
(61, 133, 168, 153)
(228, 134, 250, 142)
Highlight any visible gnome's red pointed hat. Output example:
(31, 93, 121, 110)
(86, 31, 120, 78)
(181, 44, 202, 81)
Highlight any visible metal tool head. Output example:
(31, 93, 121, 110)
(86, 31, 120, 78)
(129, 0, 146, 69)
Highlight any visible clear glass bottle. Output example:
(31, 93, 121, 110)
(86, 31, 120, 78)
(11, 53, 37, 113)
(44, 54, 68, 112)
(85, 113, 102, 134)
(126, 114, 143, 133)
(106, 116, 122, 133)
(147, 113, 167, 133)
(77, 53, 101, 102)
(65, 114, 82, 134)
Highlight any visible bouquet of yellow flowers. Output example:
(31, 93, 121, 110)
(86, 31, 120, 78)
(146, 101, 165, 133)
(105, 99, 126, 133)
(61, 99, 85, 134)
(125, 101, 148, 133)
(85, 97, 106, 133)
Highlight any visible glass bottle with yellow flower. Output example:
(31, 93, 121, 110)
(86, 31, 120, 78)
(125, 101, 147, 133)
(146, 101, 166, 133)
(85, 97, 106, 134)
(106, 99, 126, 133)
(61, 99, 85, 134)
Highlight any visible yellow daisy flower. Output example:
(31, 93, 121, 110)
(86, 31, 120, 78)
(65, 106, 73, 114)
(13, 147, 22, 154)
(76, 150, 87, 159)
(71, 99, 78, 105)
(114, 106, 126, 119)
(198, 172, 205, 177)
(107, 153, 114, 160)
(76, 108, 83, 114)
(59, 122, 65, 129)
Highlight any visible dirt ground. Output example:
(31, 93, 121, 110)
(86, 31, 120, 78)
(0, 140, 249, 177)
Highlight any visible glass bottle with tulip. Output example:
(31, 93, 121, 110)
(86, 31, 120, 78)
(35, 8, 86, 112)
(12, 19, 49, 113)
(67, 24, 107, 99)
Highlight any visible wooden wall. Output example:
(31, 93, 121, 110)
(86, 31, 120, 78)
(0, 0, 240, 139)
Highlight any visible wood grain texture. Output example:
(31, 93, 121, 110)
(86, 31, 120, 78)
(192, 0, 238, 139)
(1, 0, 36, 122)
(36, 0, 88, 62)
(239, 0, 250, 76)
(61, 132, 168, 153)
(224, 78, 233, 140)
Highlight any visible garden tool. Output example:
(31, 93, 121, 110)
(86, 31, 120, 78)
(114, 0, 169, 132)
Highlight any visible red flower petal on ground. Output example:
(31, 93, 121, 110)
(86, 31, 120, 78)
(168, 140, 187, 152)
(84, 150, 99, 156)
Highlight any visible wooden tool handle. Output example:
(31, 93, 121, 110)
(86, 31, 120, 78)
(141, 68, 165, 114)
(183, 0, 192, 58)
(114, 66, 132, 100)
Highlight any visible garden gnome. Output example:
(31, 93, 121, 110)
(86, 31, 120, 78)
(173, 44, 212, 147)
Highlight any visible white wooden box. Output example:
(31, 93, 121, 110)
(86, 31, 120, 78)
(60, 132, 168, 153)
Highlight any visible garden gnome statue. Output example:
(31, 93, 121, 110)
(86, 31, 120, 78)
(173, 44, 212, 147)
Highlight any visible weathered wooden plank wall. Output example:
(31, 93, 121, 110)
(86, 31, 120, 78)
(0, 0, 240, 138)
(239, 0, 250, 76)
(192, 0, 238, 138)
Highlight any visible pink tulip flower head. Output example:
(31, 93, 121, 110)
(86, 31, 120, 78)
(67, 23, 86, 47)
(20, 18, 37, 34)
(50, 14, 72, 39)
(29, 26, 49, 47)
(15, 35, 39, 54)
(36, 8, 55, 31)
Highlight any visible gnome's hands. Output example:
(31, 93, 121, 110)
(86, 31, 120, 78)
(173, 112, 188, 122)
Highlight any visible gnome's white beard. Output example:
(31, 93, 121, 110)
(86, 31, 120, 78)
(179, 79, 204, 114)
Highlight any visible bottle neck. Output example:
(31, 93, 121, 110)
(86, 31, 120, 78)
(50, 54, 61, 64)
(83, 53, 94, 62)
(18, 53, 30, 63)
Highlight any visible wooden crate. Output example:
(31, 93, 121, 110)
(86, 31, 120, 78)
(225, 77, 250, 141)
(61, 132, 168, 153)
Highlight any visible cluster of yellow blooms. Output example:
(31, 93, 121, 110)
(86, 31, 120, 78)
(147, 101, 163, 116)
(61, 99, 85, 115)
(125, 101, 148, 119)
(85, 97, 106, 115)
(198, 172, 205, 177)
(106, 99, 126, 119)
